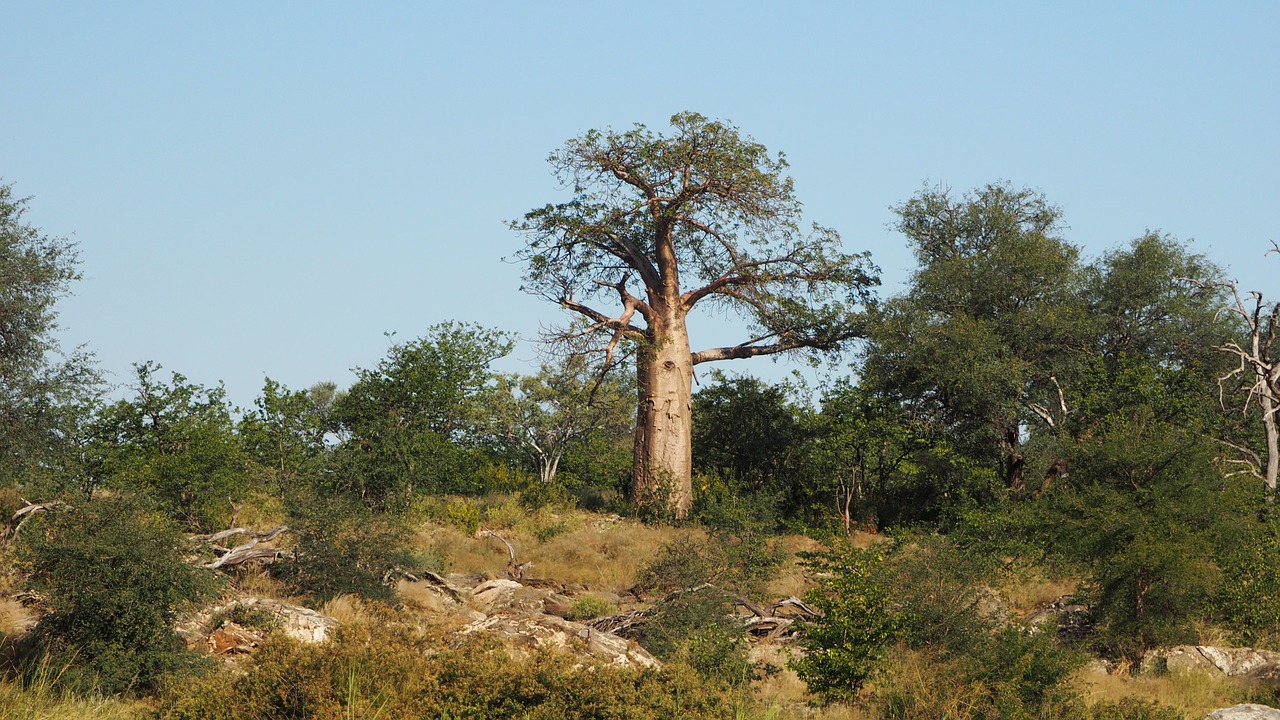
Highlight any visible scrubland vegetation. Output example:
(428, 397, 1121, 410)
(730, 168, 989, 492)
(2, 114, 1279, 718)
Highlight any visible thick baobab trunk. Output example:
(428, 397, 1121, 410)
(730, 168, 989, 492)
(632, 317, 695, 519)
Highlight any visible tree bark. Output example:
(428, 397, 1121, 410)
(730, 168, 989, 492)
(632, 314, 695, 519)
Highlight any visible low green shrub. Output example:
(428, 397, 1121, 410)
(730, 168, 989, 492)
(14, 496, 217, 695)
(634, 587, 757, 687)
(273, 494, 411, 603)
(445, 498, 482, 534)
(789, 544, 901, 703)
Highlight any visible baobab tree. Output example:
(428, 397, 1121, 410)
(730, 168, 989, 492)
(511, 113, 878, 518)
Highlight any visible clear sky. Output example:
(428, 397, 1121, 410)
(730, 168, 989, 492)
(3, 2, 1277, 409)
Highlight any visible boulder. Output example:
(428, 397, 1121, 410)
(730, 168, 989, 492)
(470, 579, 555, 614)
(1206, 704, 1280, 719)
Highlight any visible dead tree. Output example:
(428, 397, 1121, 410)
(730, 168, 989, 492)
(1204, 245, 1280, 496)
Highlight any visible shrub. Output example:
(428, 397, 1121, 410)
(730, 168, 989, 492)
(789, 544, 901, 703)
(15, 497, 216, 694)
(869, 647, 1180, 720)
(274, 494, 411, 603)
(634, 587, 756, 687)
(636, 530, 782, 600)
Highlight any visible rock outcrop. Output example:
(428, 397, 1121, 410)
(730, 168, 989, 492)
(1206, 705, 1280, 719)
(1145, 646, 1280, 680)
(178, 597, 340, 650)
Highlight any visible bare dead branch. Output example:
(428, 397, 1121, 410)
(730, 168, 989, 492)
(3, 501, 68, 544)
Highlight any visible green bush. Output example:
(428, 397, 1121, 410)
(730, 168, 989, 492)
(1215, 515, 1280, 645)
(789, 544, 901, 703)
(274, 494, 411, 603)
(634, 587, 757, 687)
(15, 497, 217, 694)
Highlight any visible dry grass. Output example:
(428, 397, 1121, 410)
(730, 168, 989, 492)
(526, 520, 689, 591)
(0, 598, 33, 635)
(227, 565, 298, 602)
(764, 534, 825, 600)
(410, 508, 702, 592)
(1072, 666, 1258, 718)
(414, 523, 511, 577)
(999, 571, 1079, 617)
(319, 594, 370, 624)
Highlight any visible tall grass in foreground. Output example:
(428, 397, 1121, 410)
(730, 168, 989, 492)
(0, 651, 144, 720)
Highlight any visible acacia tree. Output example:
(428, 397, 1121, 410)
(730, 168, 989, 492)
(863, 183, 1091, 495)
(512, 113, 878, 518)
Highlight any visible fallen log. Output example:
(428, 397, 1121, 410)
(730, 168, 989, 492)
(196, 525, 290, 569)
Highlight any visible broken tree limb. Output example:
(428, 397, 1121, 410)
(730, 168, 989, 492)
(3, 501, 67, 544)
(477, 527, 530, 579)
(198, 525, 290, 569)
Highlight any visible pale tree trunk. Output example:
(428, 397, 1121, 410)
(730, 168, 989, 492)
(632, 314, 695, 519)
(1261, 381, 1278, 496)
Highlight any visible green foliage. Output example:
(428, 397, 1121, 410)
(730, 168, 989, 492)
(444, 497, 482, 534)
(634, 530, 778, 687)
(789, 544, 901, 703)
(486, 355, 633, 487)
(275, 494, 410, 603)
(1216, 516, 1280, 644)
(866, 182, 1091, 493)
(962, 627, 1085, 710)
(790, 533, 1084, 710)
(0, 182, 101, 495)
(692, 372, 804, 498)
(155, 620, 733, 719)
(89, 363, 249, 530)
(965, 409, 1231, 658)
(237, 377, 333, 496)
(329, 323, 514, 507)
(1083, 231, 1231, 371)
(635, 587, 757, 687)
(15, 496, 216, 694)
(876, 535, 1001, 653)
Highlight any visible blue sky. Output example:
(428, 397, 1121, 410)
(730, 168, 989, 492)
(3, 2, 1277, 408)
